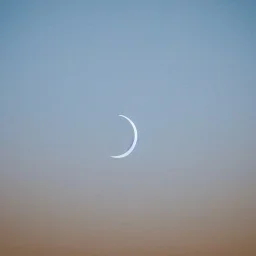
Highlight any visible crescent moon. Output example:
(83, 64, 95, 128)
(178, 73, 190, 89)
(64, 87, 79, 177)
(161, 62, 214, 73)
(111, 115, 138, 159)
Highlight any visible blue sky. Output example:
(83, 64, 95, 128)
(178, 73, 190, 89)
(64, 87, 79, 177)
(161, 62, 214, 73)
(1, 1, 255, 252)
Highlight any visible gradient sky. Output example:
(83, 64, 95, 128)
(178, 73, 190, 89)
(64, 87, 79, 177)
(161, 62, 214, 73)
(1, 1, 255, 255)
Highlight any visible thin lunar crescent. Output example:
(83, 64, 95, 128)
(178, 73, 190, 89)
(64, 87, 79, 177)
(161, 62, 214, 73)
(111, 115, 138, 159)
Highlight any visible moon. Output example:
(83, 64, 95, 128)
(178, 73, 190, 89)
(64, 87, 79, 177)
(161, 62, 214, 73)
(111, 115, 138, 159)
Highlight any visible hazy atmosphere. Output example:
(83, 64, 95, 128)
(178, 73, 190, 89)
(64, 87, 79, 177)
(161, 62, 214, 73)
(1, 1, 255, 255)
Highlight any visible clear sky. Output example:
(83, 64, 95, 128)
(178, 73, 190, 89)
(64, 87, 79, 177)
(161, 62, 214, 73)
(1, 1, 255, 255)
